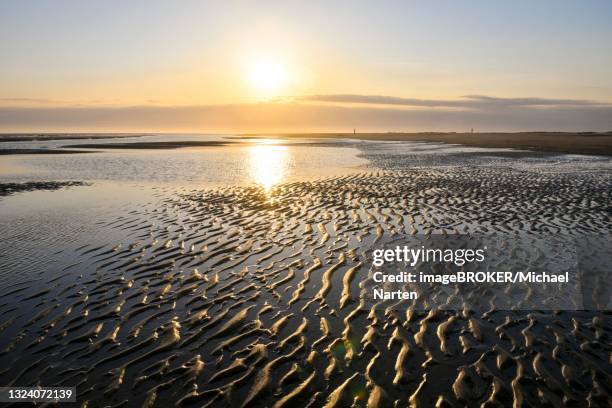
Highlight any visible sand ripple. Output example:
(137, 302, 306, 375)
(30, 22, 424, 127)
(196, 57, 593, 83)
(0, 167, 610, 407)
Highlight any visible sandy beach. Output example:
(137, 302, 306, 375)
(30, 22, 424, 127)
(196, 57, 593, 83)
(271, 132, 612, 157)
(0, 136, 610, 407)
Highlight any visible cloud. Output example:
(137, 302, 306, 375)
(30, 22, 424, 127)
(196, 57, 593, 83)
(0, 97, 128, 107)
(0, 97, 63, 105)
(0, 96, 611, 132)
(300, 94, 462, 108)
(300, 94, 611, 109)
(461, 95, 609, 107)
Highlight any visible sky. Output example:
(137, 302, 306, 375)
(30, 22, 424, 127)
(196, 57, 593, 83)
(1, 0, 611, 132)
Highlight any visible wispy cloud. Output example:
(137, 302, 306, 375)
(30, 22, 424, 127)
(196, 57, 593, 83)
(460, 95, 610, 107)
(0, 97, 64, 105)
(300, 94, 612, 109)
(0, 97, 137, 107)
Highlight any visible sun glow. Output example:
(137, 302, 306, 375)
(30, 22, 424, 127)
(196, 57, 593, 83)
(248, 141, 289, 191)
(248, 59, 287, 96)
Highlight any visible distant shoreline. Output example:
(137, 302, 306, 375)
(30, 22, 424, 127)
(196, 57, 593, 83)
(2, 131, 611, 156)
(253, 131, 612, 156)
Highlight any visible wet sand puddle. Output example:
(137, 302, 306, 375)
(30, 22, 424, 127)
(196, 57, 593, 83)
(0, 166, 610, 407)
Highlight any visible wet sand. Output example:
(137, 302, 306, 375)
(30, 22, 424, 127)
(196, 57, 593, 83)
(0, 141, 234, 156)
(0, 133, 151, 143)
(0, 162, 610, 407)
(269, 132, 612, 156)
(0, 149, 95, 155)
(63, 141, 235, 149)
(0, 181, 87, 197)
(62, 140, 348, 150)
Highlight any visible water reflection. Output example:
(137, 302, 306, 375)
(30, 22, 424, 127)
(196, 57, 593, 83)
(1, 135, 369, 186)
(248, 142, 290, 191)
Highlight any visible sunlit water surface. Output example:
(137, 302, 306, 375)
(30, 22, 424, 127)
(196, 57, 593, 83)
(0, 135, 368, 283)
(0, 135, 367, 186)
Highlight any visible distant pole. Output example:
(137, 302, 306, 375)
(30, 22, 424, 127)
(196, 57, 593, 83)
(471, 128, 474, 134)
(353, 128, 356, 135)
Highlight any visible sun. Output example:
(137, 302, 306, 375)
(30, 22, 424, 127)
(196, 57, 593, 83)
(248, 59, 287, 96)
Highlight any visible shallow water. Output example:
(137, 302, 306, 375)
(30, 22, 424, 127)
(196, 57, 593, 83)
(0, 135, 368, 185)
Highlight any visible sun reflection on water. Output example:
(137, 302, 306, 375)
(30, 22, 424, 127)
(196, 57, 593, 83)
(248, 141, 290, 191)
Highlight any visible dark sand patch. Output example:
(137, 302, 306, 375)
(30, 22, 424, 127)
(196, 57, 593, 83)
(63, 141, 234, 149)
(223, 136, 353, 148)
(259, 132, 612, 156)
(0, 149, 95, 155)
(0, 133, 150, 143)
(0, 181, 87, 197)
